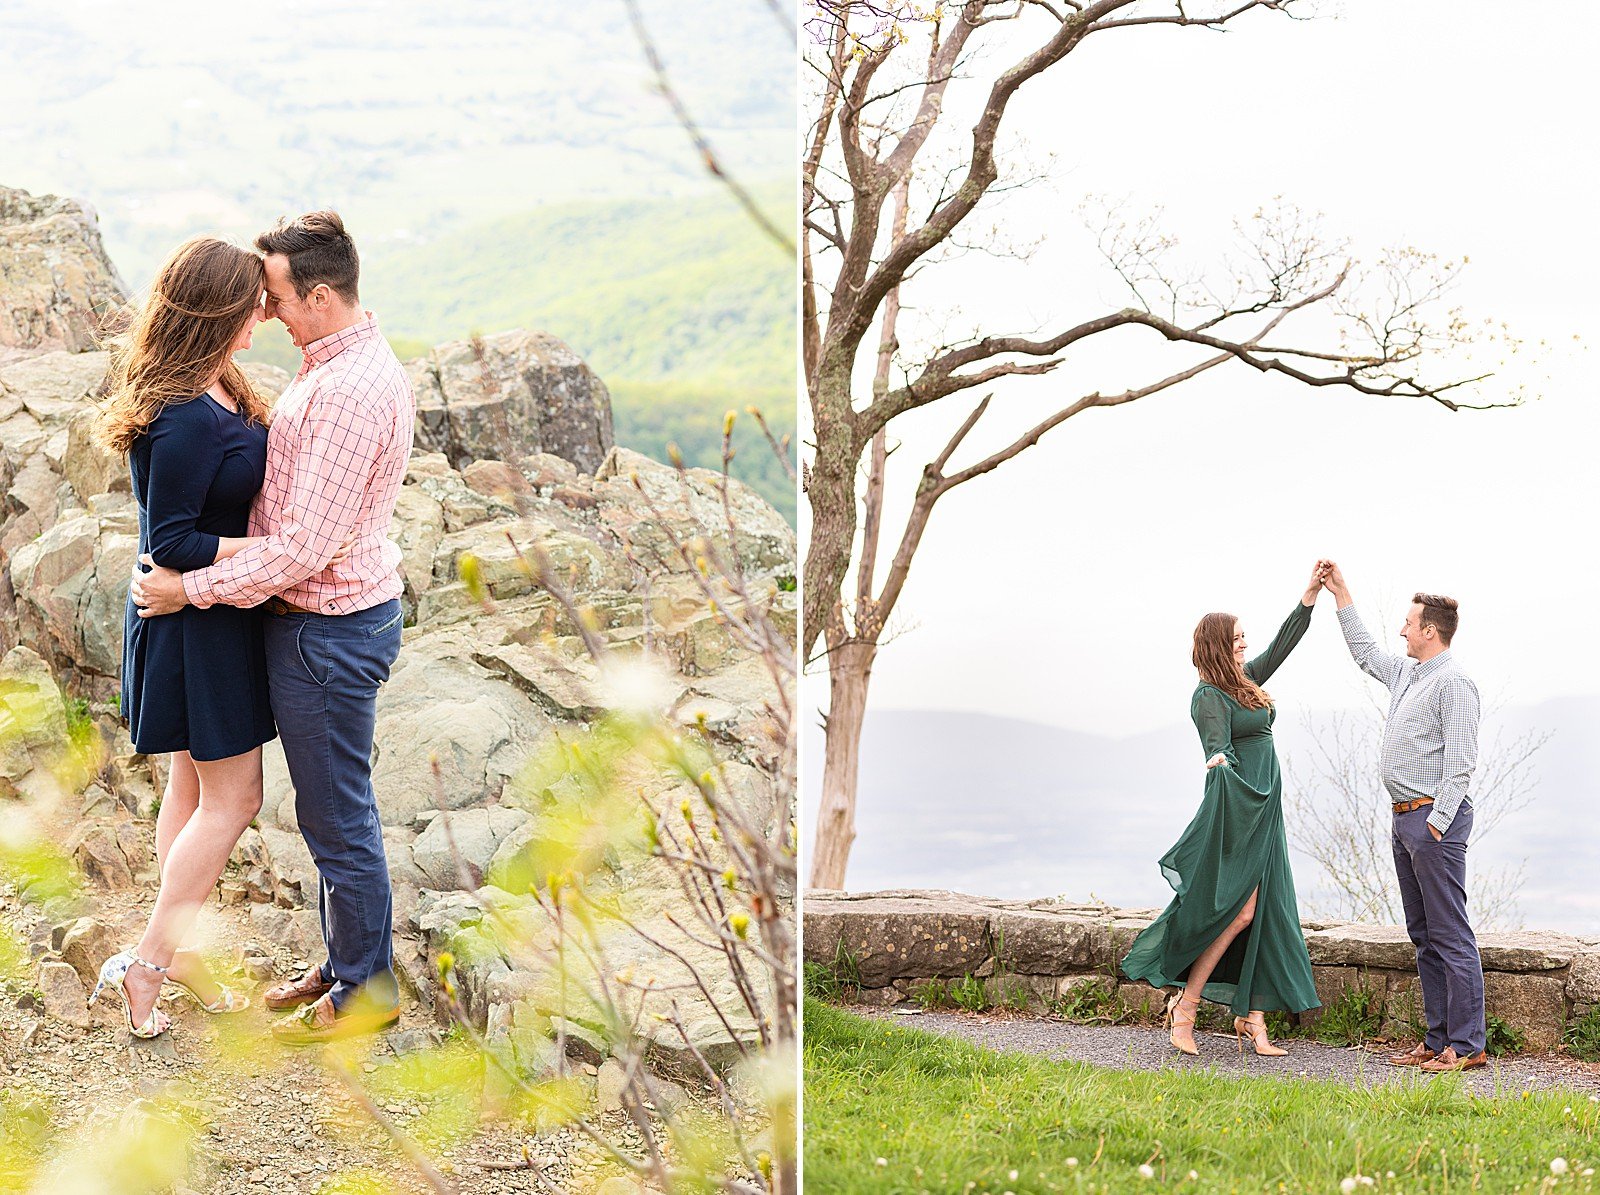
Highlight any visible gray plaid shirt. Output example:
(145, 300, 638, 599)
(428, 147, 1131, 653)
(1336, 604, 1480, 834)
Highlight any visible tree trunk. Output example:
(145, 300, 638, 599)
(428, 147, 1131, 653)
(808, 638, 877, 890)
(801, 357, 862, 662)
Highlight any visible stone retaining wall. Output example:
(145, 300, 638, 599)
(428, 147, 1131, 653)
(804, 890, 1600, 1050)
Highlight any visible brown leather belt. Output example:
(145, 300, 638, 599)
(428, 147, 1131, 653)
(264, 596, 315, 616)
(1393, 797, 1435, 814)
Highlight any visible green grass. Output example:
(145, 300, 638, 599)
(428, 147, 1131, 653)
(804, 1000, 1599, 1194)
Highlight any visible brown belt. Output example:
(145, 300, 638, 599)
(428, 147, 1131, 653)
(1392, 797, 1435, 814)
(264, 596, 315, 616)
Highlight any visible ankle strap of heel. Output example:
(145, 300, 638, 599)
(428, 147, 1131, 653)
(129, 952, 169, 975)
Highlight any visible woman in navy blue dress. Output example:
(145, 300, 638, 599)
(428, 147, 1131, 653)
(89, 238, 277, 1038)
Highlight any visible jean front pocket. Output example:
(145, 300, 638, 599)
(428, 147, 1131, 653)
(295, 621, 331, 687)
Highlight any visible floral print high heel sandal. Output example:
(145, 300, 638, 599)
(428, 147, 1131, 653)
(89, 949, 172, 1039)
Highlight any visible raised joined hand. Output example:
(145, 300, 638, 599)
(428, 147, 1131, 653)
(1318, 558, 1349, 602)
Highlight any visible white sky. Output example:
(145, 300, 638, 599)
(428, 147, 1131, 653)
(804, 1, 1600, 736)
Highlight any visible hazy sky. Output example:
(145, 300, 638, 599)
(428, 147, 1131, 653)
(804, 2, 1600, 737)
(0, 0, 792, 285)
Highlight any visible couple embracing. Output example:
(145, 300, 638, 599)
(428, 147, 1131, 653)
(1121, 561, 1488, 1073)
(89, 213, 413, 1045)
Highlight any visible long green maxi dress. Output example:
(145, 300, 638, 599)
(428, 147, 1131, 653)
(1120, 602, 1320, 1016)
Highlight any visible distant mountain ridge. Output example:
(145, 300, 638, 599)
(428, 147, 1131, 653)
(803, 703, 1600, 935)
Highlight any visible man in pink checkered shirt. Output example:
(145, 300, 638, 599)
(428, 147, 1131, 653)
(133, 210, 414, 1043)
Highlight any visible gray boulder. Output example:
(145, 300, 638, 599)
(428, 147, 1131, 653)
(408, 329, 614, 475)
(0, 186, 126, 354)
(412, 806, 531, 890)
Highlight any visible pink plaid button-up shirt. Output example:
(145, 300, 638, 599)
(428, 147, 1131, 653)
(182, 314, 414, 615)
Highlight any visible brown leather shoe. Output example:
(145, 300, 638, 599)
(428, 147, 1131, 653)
(262, 968, 333, 1012)
(271, 993, 400, 1046)
(1386, 1042, 1438, 1067)
(1419, 1047, 1488, 1073)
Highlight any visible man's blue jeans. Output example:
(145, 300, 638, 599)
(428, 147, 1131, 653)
(1392, 800, 1485, 1056)
(264, 598, 403, 1011)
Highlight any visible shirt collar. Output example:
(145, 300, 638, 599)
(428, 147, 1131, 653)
(299, 311, 380, 372)
(1413, 649, 1453, 681)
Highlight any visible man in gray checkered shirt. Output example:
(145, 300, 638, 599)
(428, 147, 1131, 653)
(1319, 561, 1485, 1072)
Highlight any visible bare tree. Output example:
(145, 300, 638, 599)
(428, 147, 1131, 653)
(1286, 702, 1548, 932)
(801, 1, 1526, 889)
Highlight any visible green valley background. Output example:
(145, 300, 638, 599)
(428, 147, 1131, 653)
(0, 0, 795, 518)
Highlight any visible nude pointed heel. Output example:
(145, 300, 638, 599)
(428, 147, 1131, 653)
(1166, 992, 1200, 1056)
(1234, 1013, 1288, 1057)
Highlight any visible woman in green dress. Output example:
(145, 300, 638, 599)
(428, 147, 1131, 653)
(1120, 566, 1325, 1056)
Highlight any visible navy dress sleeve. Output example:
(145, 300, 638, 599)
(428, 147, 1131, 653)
(143, 403, 223, 571)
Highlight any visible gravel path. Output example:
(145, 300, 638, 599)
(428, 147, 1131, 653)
(856, 1006, 1600, 1096)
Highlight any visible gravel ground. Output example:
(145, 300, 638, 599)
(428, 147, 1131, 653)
(0, 854, 680, 1195)
(854, 1006, 1600, 1096)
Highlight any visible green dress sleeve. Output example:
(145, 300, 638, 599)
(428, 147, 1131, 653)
(1190, 686, 1240, 769)
(1244, 602, 1313, 686)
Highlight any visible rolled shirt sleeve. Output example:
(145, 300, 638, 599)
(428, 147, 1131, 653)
(183, 382, 388, 610)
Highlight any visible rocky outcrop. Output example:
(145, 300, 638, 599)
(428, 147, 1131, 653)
(0, 187, 126, 355)
(409, 329, 615, 475)
(804, 890, 1600, 1052)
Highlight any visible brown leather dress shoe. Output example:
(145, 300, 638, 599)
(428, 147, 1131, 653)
(1386, 1042, 1438, 1066)
(262, 968, 333, 1012)
(271, 993, 400, 1046)
(1419, 1047, 1488, 1073)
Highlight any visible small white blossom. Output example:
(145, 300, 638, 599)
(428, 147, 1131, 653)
(1340, 1180, 1356, 1194)
(1551, 1158, 1569, 1176)
(1138, 1164, 1155, 1179)
(1066, 1158, 1079, 1169)
(1188, 1171, 1199, 1181)
(1009, 1172, 1019, 1182)
(874, 1158, 887, 1168)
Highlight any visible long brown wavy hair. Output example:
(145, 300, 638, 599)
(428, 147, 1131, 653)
(1193, 612, 1271, 710)
(95, 237, 270, 457)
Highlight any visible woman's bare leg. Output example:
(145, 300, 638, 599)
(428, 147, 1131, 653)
(1183, 887, 1259, 1003)
(122, 749, 263, 1022)
(153, 752, 201, 871)
(150, 751, 228, 1001)
(1166, 887, 1260, 1053)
